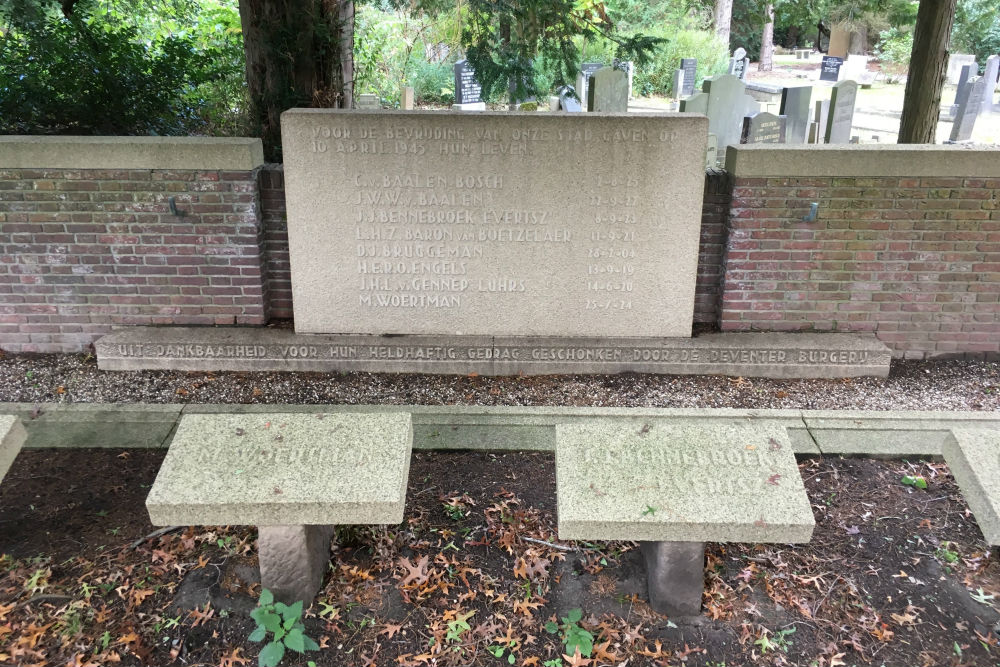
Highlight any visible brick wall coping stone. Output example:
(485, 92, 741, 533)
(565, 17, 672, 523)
(724, 144, 1000, 178)
(0, 136, 265, 170)
(6, 402, 1000, 457)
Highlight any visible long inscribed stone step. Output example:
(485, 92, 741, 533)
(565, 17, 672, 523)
(96, 328, 892, 378)
(280, 110, 706, 338)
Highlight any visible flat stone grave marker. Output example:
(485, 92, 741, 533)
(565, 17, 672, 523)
(281, 109, 706, 339)
(680, 75, 759, 157)
(680, 58, 697, 96)
(0, 415, 27, 483)
(825, 79, 858, 144)
(780, 86, 812, 144)
(819, 55, 844, 82)
(357, 94, 380, 110)
(147, 412, 412, 602)
(942, 427, 1000, 544)
(741, 111, 787, 144)
(587, 67, 628, 112)
(576, 62, 603, 109)
(556, 419, 814, 615)
(950, 76, 987, 142)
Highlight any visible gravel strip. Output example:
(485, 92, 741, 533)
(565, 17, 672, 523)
(1, 352, 998, 411)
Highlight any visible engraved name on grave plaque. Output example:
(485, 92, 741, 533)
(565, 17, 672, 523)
(280, 110, 706, 338)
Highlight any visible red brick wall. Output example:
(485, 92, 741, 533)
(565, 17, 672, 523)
(723, 175, 1000, 359)
(0, 168, 267, 353)
(696, 170, 730, 324)
(259, 165, 292, 320)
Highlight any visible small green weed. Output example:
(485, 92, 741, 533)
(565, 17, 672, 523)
(249, 589, 319, 667)
(544, 608, 594, 659)
(901, 475, 927, 490)
(487, 637, 519, 664)
(755, 626, 795, 653)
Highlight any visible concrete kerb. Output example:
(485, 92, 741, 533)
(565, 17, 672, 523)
(5, 403, 1000, 457)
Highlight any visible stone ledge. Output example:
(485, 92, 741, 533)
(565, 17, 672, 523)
(95, 327, 891, 379)
(725, 144, 1000, 178)
(0, 416, 27, 482)
(942, 428, 1000, 545)
(0, 136, 265, 171)
(10, 403, 1000, 457)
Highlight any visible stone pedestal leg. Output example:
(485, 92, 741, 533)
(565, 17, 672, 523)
(258, 525, 335, 605)
(640, 540, 705, 617)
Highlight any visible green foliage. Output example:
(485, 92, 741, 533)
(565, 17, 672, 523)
(249, 589, 319, 667)
(544, 608, 594, 659)
(0, 0, 248, 136)
(952, 0, 1000, 73)
(407, 56, 455, 104)
(873, 26, 911, 81)
(755, 626, 795, 653)
(631, 28, 728, 96)
(461, 0, 664, 103)
(901, 475, 927, 490)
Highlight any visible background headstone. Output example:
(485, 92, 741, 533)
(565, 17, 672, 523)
(825, 79, 858, 144)
(780, 86, 812, 144)
(819, 56, 844, 82)
(741, 112, 787, 143)
(401, 86, 414, 111)
(680, 58, 697, 96)
(680, 75, 759, 159)
(672, 69, 685, 102)
(828, 27, 850, 58)
(728, 48, 749, 81)
(576, 63, 603, 109)
(587, 67, 629, 112)
(983, 55, 999, 113)
(614, 60, 635, 99)
(813, 99, 830, 144)
(357, 94, 380, 110)
(705, 134, 718, 169)
(950, 76, 987, 142)
(454, 60, 483, 105)
(953, 62, 979, 109)
(557, 85, 582, 112)
(947, 54, 977, 84)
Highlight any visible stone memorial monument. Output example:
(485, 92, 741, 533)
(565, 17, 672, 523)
(280, 109, 705, 340)
(401, 86, 415, 111)
(983, 55, 999, 113)
(587, 67, 629, 112)
(779, 86, 812, 144)
(824, 80, 858, 144)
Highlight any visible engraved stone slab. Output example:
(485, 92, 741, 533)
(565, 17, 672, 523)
(281, 109, 706, 338)
(146, 413, 412, 526)
(586, 67, 628, 112)
(555, 420, 815, 543)
(779, 86, 812, 144)
(0, 415, 27, 483)
(942, 427, 1000, 544)
(680, 58, 697, 97)
(95, 328, 892, 378)
(950, 76, 987, 143)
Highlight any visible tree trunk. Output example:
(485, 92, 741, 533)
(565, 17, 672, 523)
(898, 0, 957, 144)
(713, 0, 733, 50)
(238, 0, 354, 160)
(758, 4, 774, 72)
